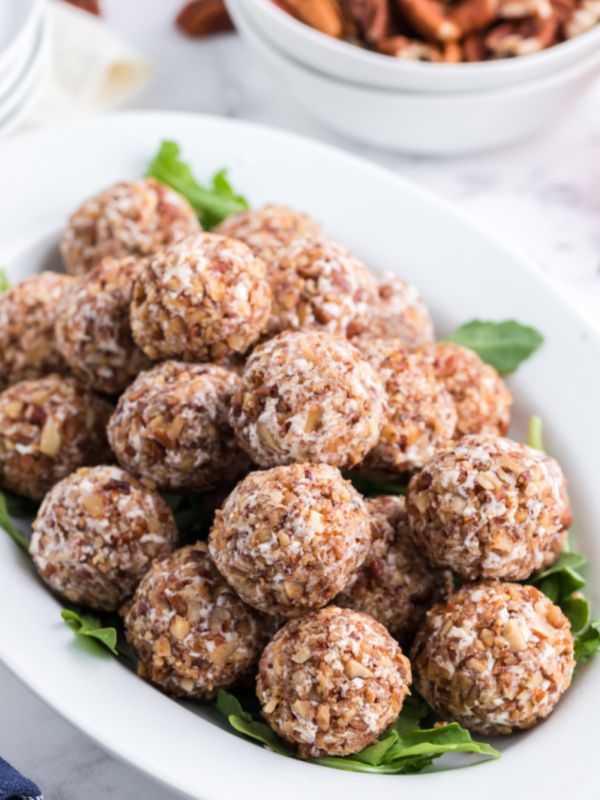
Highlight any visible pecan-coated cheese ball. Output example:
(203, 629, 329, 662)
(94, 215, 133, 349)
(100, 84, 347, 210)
(267, 237, 378, 338)
(30, 466, 177, 611)
(419, 342, 513, 437)
(540, 451, 573, 568)
(123, 543, 266, 698)
(407, 435, 571, 581)
(0, 272, 75, 387)
(335, 495, 452, 639)
(215, 205, 322, 271)
(411, 582, 574, 735)
(357, 339, 457, 478)
(257, 606, 411, 757)
(108, 361, 249, 493)
(209, 464, 371, 617)
(229, 331, 386, 469)
(0, 375, 113, 500)
(130, 233, 272, 363)
(60, 177, 200, 275)
(55, 256, 151, 394)
(367, 272, 434, 350)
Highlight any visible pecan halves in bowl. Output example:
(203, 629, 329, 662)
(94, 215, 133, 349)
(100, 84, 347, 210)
(449, 0, 500, 36)
(392, 0, 461, 41)
(377, 35, 463, 59)
(342, 0, 390, 40)
(486, 14, 558, 54)
(498, 0, 554, 19)
(280, 0, 346, 36)
(176, 0, 234, 37)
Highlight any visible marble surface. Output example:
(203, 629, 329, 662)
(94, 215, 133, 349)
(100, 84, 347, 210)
(2, 0, 599, 797)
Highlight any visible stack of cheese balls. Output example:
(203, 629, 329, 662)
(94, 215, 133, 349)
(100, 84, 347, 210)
(0, 176, 575, 761)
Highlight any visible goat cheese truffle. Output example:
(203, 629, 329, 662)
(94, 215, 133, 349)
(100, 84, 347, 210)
(335, 495, 452, 639)
(267, 237, 377, 338)
(123, 543, 266, 698)
(356, 338, 457, 478)
(257, 606, 411, 757)
(540, 451, 573, 568)
(0, 272, 75, 388)
(406, 435, 570, 581)
(229, 331, 386, 470)
(215, 204, 322, 271)
(209, 463, 371, 617)
(419, 342, 513, 437)
(30, 466, 177, 611)
(367, 272, 435, 350)
(130, 233, 272, 362)
(107, 361, 249, 493)
(55, 256, 151, 394)
(411, 582, 574, 735)
(0, 375, 113, 500)
(60, 177, 200, 275)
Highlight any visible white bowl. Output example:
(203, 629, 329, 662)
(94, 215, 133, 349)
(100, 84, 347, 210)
(1, 110, 600, 800)
(239, 0, 600, 93)
(229, 0, 600, 155)
(0, 0, 44, 82)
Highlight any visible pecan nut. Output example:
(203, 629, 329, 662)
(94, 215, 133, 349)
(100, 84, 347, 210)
(176, 0, 234, 37)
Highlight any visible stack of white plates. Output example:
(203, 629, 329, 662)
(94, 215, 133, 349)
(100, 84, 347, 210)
(0, 0, 51, 139)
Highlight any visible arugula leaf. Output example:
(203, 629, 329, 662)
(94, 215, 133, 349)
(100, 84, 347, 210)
(145, 141, 248, 229)
(0, 490, 30, 551)
(0, 269, 9, 292)
(343, 472, 407, 498)
(530, 551, 587, 605)
(574, 620, 600, 662)
(61, 609, 119, 655)
(228, 715, 293, 756)
(528, 415, 544, 451)
(383, 723, 500, 763)
(563, 596, 590, 633)
(350, 730, 399, 766)
(444, 320, 544, 375)
(216, 689, 253, 723)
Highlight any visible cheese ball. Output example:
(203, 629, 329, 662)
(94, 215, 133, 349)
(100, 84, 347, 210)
(357, 338, 457, 478)
(229, 331, 386, 470)
(209, 463, 371, 617)
(540, 451, 573, 568)
(55, 256, 151, 394)
(419, 342, 513, 437)
(367, 271, 435, 350)
(335, 495, 452, 639)
(267, 237, 378, 338)
(406, 435, 570, 581)
(130, 233, 272, 363)
(411, 582, 574, 735)
(60, 177, 200, 275)
(123, 543, 266, 698)
(257, 606, 411, 757)
(107, 361, 249, 493)
(0, 272, 75, 388)
(214, 204, 322, 271)
(30, 466, 177, 611)
(0, 375, 113, 500)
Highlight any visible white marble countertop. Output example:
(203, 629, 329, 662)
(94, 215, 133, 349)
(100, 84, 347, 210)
(1, 0, 599, 797)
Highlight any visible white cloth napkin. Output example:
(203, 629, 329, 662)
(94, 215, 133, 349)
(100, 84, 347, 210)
(24, 0, 153, 129)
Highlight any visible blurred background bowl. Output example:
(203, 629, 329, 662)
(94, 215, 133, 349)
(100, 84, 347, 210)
(240, 0, 600, 93)
(227, 0, 600, 155)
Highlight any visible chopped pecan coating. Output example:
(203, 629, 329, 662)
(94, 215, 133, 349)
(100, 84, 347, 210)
(258, 606, 411, 757)
(411, 582, 574, 734)
(209, 463, 371, 616)
(30, 466, 177, 611)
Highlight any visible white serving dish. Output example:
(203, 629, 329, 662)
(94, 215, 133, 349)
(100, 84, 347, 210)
(239, 0, 600, 93)
(0, 0, 43, 83)
(0, 111, 599, 800)
(228, 0, 600, 155)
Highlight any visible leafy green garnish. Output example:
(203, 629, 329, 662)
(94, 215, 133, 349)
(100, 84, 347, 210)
(0, 490, 30, 551)
(444, 320, 544, 375)
(146, 141, 248, 229)
(528, 415, 544, 451)
(215, 690, 499, 773)
(0, 269, 9, 292)
(574, 620, 600, 662)
(61, 609, 119, 655)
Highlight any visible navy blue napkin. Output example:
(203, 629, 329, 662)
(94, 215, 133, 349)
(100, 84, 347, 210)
(0, 757, 42, 800)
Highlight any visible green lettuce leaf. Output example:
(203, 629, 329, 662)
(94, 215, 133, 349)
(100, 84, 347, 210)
(145, 141, 248, 229)
(61, 609, 119, 655)
(444, 320, 544, 374)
